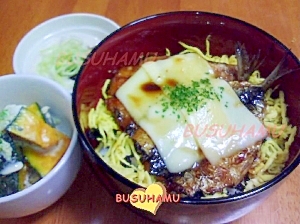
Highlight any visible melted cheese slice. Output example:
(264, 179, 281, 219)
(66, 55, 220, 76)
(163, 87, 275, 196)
(116, 53, 268, 172)
(142, 53, 213, 86)
(183, 78, 268, 165)
(115, 68, 160, 122)
(116, 65, 201, 173)
(138, 97, 200, 173)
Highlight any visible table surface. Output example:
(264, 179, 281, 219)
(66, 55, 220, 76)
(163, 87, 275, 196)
(0, 0, 299, 223)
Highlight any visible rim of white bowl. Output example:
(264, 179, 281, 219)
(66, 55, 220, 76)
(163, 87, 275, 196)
(12, 12, 120, 74)
(0, 74, 78, 203)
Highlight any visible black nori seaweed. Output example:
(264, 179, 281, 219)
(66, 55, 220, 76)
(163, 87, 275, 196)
(148, 147, 169, 177)
(134, 141, 169, 177)
(0, 132, 23, 175)
(86, 128, 102, 148)
(87, 128, 101, 139)
(0, 172, 19, 197)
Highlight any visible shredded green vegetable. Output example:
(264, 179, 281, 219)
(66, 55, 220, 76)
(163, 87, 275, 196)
(36, 38, 91, 90)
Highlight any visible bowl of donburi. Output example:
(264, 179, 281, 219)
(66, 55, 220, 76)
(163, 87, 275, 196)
(72, 11, 300, 224)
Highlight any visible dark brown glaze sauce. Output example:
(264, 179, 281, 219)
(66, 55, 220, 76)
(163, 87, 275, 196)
(141, 82, 162, 92)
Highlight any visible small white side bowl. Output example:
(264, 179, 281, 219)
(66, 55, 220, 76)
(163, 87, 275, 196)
(0, 74, 82, 218)
(13, 13, 120, 93)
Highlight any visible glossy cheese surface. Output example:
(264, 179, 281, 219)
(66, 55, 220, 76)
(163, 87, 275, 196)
(183, 77, 268, 165)
(138, 96, 201, 173)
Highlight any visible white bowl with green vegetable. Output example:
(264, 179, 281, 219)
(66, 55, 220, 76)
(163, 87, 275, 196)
(0, 74, 82, 218)
(13, 13, 120, 93)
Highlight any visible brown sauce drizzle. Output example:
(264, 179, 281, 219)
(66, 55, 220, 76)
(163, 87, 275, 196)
(165, 78, 177, 87)
(141, 82, 162, 92)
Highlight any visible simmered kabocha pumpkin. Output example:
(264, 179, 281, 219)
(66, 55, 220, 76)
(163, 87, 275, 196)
(7, 106, 63, 151)
(0, 102, 70, 197)
(6, 103, 70, 177)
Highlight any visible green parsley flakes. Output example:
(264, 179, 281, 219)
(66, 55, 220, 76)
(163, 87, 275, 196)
(160, 78, 224, 115)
